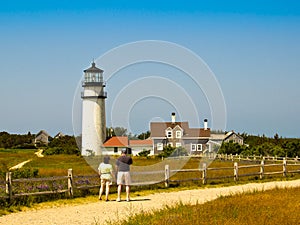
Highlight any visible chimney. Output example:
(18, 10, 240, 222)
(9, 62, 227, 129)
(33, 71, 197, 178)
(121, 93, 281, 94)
(171, 112, 176, 124)
(204, 119, 208, 130)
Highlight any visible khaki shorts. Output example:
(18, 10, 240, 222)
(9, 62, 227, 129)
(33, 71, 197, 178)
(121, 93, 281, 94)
(117, 171, 131, 185)
(101, 178, 112, 186)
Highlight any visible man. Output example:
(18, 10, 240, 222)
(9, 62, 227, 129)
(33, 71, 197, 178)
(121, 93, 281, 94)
(116, 148, 133, 202)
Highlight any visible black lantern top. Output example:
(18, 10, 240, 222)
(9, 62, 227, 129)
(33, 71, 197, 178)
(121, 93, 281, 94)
(83, 62, 104, 84)
(83, 62, 103, 73)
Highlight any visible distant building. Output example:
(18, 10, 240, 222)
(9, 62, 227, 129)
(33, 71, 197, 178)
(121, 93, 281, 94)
(150, 113, 211, 155)
(103, 136, 128, 155)
(210, 131, 244, 145)
(34, 130, 51, 145)
(103, 136, 153, 156)
(129, 139, 153, 156)
(54, 132, 65, 139)
(223, 131, 244, 145)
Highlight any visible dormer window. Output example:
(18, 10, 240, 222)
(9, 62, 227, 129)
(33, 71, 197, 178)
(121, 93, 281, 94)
(165, 127, 173, 138)
(176, 131, 182, 138)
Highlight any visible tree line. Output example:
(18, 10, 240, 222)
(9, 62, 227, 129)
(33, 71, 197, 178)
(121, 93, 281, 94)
(219, 133, 300, 158)
(1, 130, 299, 157)
(0, 131, 79, 155)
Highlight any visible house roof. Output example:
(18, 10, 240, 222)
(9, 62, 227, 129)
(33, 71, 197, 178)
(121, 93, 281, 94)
(150, 122, 210, 138)
(83, 62, 103, 73)
(210, 131, 244, 141)
(224, 131, 243, 141)
(54, 132, 65, 138)
(130, 139, 153, 146)
(36, 130, 50, 137)
(210, 133, 227, 140)
(150, 122, 189, 137)
(103, 137, 153, 147)
(103, 136, 128, 147)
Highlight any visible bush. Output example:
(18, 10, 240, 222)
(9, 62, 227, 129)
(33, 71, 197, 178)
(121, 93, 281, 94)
(138, 149, 151, 157)
(11, 167, 39, 179)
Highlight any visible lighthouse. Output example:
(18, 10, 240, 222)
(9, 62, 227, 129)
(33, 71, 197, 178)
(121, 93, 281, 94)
(81, 62, 107, 156)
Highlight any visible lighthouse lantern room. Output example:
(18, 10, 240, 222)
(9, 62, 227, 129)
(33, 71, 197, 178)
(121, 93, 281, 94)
(81, 62, 107, 156)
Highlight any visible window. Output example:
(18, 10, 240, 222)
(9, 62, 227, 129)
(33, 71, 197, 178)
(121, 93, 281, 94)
(206, 143, 211, 152)
(157, 143, 163, 151)
(197, 144, 202, 151)
(176, 142, 181, 147)
(191, 144, 196, 151)
(114, 147, 118, 153)
(176, 131, 182, 138)
(167, 131, 172, 138)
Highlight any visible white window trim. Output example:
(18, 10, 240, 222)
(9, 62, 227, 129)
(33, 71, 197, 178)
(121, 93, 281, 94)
(165, 127, 173, 139)
(197, 144, 202, 151)
(157, 143, 163, 151)
(206, 143, 211, 152)
(176, 130, 182, 138)
(191, 144, 196, 151)
(176, 142, 181, 147)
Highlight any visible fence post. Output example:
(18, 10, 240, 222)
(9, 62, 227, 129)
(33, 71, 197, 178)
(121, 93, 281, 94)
(283, 158, 287, 177)
(68, 169, 73, 197)
(260, 159, 264, 179)
(5, 172, 12, 201)
(165, 164, 170, 188)
(234, 162, 239, 181)
(202, 163, 207, 185)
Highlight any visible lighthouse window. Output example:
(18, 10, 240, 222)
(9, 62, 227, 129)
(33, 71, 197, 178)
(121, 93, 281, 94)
(85, 73, 91, 82)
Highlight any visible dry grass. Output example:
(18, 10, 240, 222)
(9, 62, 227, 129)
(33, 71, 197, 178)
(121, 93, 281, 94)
(116, 187, 300, 225)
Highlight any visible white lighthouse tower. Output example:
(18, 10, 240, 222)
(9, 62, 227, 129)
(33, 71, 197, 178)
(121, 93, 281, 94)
(81, 62, 107, 156)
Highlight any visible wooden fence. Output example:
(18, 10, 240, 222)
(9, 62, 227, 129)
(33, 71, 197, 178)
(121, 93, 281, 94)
(215, 153, 299, 162)
(1, 156, 300, 202)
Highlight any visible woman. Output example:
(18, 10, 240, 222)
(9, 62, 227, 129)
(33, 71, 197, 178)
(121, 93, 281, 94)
(98, 156, 114, 201)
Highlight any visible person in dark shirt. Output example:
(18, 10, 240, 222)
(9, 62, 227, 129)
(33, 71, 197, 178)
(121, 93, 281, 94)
(116, 148, 133, 202)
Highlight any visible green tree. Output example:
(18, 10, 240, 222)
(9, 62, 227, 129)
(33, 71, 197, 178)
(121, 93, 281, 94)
(158, 145, 176, 158)
(173, 146, 188, 156)
(219, 141, 244, 155)
(138, 149, 151, 157)
(137, 131, 151, 140)
(45, 135, 79, 155)
(112, 127, 127, 136)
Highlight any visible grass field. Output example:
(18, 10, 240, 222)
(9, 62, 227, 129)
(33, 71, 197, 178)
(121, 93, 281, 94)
(1, 148, 299, 181)
(0, 148, 300, 220)
(114, 187, 300, 225)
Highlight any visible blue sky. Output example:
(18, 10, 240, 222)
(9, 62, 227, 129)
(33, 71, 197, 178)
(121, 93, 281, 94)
(0, 0, 300, 137)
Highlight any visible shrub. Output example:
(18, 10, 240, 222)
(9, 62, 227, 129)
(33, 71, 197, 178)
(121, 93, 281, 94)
(138, 149, 151, 157)
(11, 167, 39, 179)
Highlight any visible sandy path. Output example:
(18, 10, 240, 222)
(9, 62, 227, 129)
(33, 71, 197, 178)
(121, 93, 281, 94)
(1, 179, 300, 225)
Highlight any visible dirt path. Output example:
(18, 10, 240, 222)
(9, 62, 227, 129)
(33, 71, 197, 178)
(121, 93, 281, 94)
(1, 179, 300, 225)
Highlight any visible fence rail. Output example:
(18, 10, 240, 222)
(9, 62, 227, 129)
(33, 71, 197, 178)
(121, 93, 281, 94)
(1, 156, 300, 202)
(215, 154, 299, 162)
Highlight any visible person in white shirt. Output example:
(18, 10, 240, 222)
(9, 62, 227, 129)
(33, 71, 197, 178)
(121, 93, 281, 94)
(98, 156, 114, 201)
